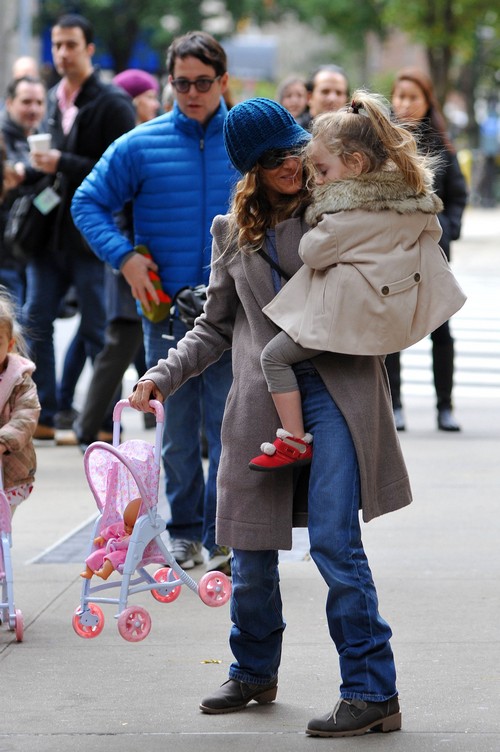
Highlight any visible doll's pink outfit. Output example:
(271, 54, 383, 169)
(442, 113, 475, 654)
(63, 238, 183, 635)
(85, 521, 131, 573)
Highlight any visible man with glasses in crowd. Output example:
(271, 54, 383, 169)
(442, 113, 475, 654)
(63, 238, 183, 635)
(71, 31, 237, 574)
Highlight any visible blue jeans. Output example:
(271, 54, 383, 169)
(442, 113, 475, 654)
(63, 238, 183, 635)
(57, 331, 87, 412)
(228, 369, 397, 701)
(143, 316, 232, 552)
(23, 254, 105, 426)
(0, 268, 25, 314)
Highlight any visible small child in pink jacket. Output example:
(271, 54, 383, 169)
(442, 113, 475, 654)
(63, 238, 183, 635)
(0, 291, 40, 512)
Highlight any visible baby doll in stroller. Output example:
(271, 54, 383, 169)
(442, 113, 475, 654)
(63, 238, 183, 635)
(73, 399, 231, 642)
(80, 497, 141, 581)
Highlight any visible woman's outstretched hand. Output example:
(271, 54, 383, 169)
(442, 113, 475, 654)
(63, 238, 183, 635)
(129, 380, 164, 412)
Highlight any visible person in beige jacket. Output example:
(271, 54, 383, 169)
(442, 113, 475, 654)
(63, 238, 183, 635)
(0, 291, 40, 512)
(129, 98, 410, 737)
(250, 90, 466, 472)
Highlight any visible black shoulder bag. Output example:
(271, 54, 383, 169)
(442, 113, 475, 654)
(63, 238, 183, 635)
(4, 175, 60, 263)
(257, 248, 291, 282)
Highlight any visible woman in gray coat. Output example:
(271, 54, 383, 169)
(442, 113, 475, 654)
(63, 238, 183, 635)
(130, 98, 411, 737)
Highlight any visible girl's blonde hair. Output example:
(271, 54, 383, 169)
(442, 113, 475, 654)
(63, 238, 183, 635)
(0, 289, 28, 357)
(308, 89, 436, 194)
(227, 167, 308, 253)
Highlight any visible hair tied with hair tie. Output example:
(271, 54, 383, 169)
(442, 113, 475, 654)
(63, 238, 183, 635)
(351, 100, 361, 114)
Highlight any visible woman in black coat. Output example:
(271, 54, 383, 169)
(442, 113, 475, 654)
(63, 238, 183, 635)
(387, 67, 468, 431)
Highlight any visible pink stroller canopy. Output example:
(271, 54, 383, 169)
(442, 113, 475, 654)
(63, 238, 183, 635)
(84, 439, 164, 567)
(85, 439, 160, 527)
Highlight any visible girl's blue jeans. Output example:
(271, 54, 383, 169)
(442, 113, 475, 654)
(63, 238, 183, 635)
(228, 369, 397, 701)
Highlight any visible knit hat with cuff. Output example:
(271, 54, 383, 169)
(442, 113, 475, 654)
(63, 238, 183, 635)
(223, 97, 310, 174)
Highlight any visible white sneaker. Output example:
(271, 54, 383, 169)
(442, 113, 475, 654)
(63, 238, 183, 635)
(206, 545, 232, 576)
(168, 538, 204, 570)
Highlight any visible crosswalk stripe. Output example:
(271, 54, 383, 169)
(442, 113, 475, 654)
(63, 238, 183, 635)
(399, 274, 500, 398)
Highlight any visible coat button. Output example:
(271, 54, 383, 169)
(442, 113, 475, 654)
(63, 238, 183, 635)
(381, 285, 389, 295)
(414, 273, 421, 282)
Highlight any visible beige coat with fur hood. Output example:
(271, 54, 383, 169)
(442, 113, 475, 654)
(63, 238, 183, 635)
(0, 354, 40, 492)
(142, 212, 412, 551)
(263, 170, 466, 355)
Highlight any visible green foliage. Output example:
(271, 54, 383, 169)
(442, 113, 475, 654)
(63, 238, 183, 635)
(38, 0, 218, 71)
(290, 0, 386, 43)
(382, 0, 498, 65)
(36, 0, 499, 99)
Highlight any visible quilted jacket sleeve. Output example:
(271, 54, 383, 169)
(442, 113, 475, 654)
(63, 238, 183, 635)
(141, 215, 235, 399)
(0, 374, 40, 453)
(71, 135, 138, 269)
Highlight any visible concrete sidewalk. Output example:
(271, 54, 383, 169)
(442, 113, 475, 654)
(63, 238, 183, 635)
(1, 208, 499, 751)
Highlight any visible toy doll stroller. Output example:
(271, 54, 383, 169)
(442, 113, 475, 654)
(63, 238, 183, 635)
(72, 399, 231, 642)
(0, 462, 24, 642)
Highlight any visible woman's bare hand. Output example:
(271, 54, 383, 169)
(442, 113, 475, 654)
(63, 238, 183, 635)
(128, 380, 164, 412)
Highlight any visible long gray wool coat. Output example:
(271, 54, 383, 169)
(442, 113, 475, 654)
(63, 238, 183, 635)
(143, 213, 412, 551)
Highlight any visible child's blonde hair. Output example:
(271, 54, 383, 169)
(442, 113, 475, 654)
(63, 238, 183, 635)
(0, 289, 28, 357)
(307, 89, 436, 194)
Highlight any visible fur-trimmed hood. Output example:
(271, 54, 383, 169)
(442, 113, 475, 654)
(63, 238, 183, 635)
(305, 168, 444, 226)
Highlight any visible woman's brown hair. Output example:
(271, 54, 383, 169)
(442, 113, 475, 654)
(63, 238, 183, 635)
(391, 67, 455, 153)
(229, 167, 308, 252)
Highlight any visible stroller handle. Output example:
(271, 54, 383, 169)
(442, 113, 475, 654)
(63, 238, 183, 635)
(113, 398, 164, 424)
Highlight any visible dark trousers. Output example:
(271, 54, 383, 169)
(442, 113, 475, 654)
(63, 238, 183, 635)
(385, 320, 455, 412)
(24, 254, 106, 426)
(75, 318, 145, 441)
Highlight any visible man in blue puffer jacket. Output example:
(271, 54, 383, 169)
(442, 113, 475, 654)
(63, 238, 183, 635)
(71, 31, 238, 573)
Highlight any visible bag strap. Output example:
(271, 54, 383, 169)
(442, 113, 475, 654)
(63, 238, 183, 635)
(257, 248, 291, 282)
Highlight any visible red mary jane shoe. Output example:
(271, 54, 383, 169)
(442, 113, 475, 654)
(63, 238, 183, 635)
(249, 429, 313, 472)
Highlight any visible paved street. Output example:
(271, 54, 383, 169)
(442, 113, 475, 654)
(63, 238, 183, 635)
(0, 207, 499, 752)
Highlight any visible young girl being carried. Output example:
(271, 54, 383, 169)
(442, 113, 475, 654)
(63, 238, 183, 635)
(0, 290, 40, 510)
(250, 89, 466, 471)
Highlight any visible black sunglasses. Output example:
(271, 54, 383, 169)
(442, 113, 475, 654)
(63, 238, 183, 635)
(257, 147, 303, 170)
(171, 76, 221, 94)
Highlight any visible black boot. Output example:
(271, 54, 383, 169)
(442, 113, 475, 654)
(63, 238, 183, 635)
(306, 696, 401, 738)
(438, 408, 461, 431)
(199, 677, 278, 714)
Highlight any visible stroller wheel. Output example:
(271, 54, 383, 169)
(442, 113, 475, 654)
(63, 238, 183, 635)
(151, 567, 181, 603)
(198, 571, 231, 607)
(14, 609, 24, 642)
(72, 603, 105, 639)
(117, 605, 151, 642)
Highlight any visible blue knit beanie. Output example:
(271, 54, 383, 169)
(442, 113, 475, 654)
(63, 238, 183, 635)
(224, 97, 310, 174)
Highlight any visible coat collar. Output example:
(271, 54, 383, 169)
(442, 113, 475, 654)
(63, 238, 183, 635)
(305, 168, 443, 226)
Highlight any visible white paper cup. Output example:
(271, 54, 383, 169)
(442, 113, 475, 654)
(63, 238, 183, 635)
(28, 133, 52, 153)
